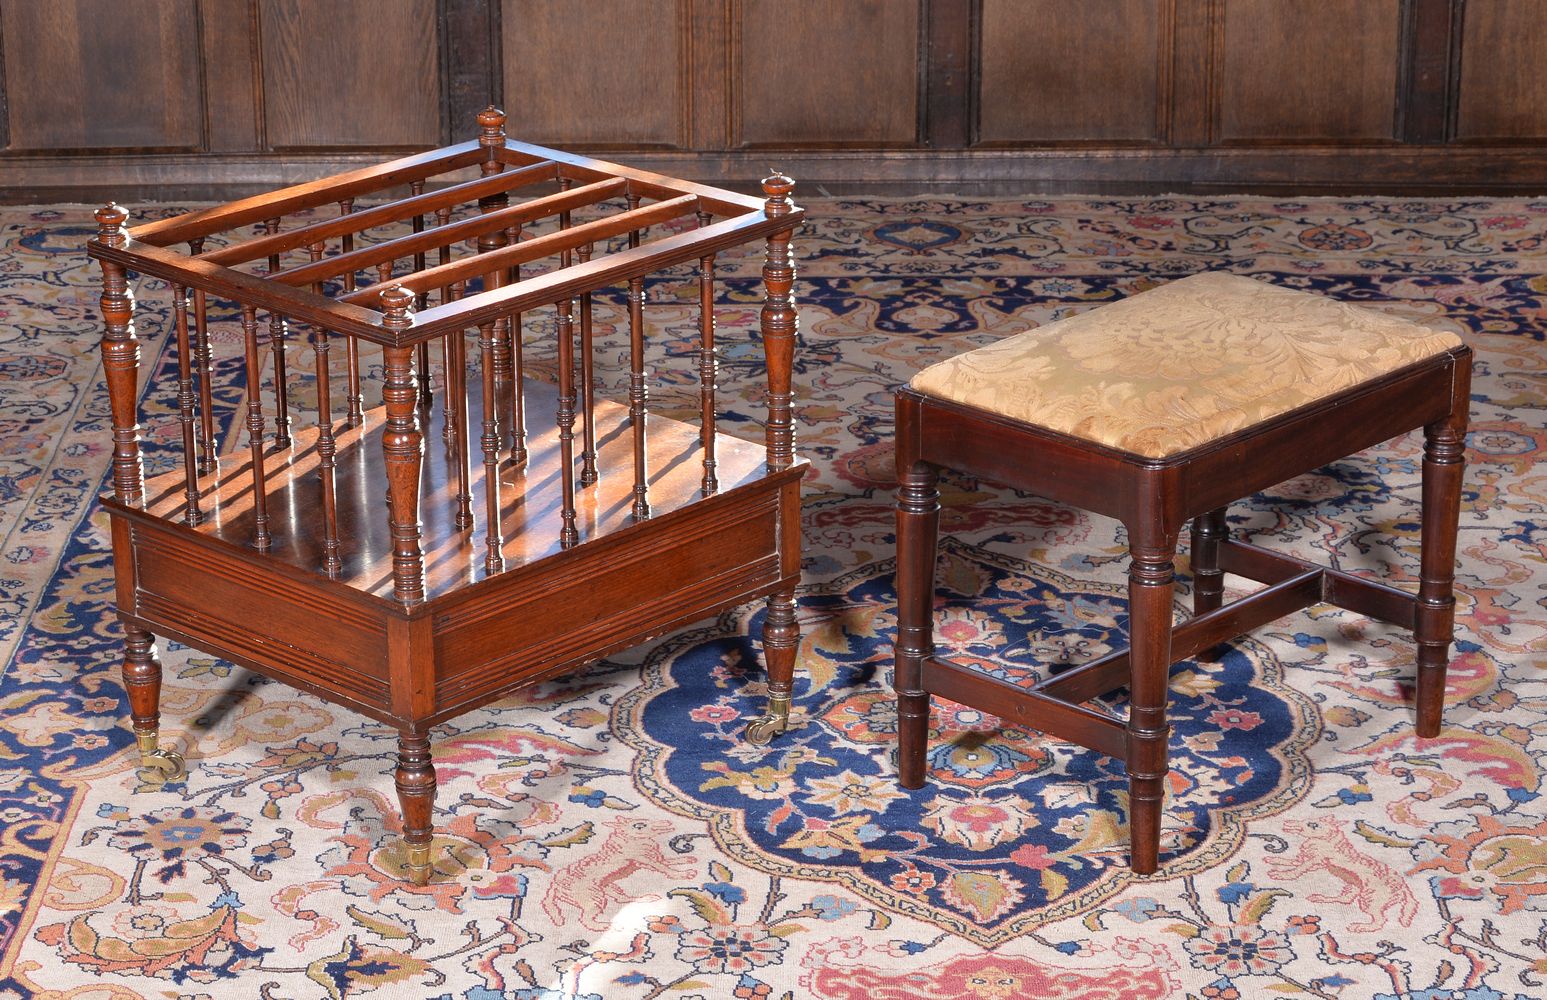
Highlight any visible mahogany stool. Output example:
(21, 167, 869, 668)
(892, 272, 1471, 874)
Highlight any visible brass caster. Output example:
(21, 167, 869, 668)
(136, 736, 186, 785)
(403, 841, 433, 886)
(743, 695, 794, 746)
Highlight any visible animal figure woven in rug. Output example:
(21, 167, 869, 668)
(1, 197, 1544, 998)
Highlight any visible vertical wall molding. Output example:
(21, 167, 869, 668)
(923, 0, 971, 148)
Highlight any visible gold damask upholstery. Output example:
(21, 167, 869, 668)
(908, 272, 1463, 459)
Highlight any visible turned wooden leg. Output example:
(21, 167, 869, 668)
(744, 172, 802, 748)
(1190, 507, 1228, 615)
(123, 624, 184, 783)
(394, 730, 437, 885)
(1415, 397, 1468, 737)
(895, 459, 940, 790)
(745, 588, 800, 745)
(1126, 523, 1176, 875)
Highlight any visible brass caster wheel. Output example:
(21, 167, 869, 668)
(742, 713, 786, 746)
(403, 841, 433, 886)
(743, 694, 795, 746)
(137, 748, 186, 785)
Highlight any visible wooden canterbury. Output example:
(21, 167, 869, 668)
(87, 107, 806, 885)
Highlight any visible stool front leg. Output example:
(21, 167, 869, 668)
(1416, 413, 1467, 738)
(896, 461, 940, 789)
(1126, 532, 1176, 875)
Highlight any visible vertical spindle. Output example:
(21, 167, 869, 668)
(379, 287, 425, 603)
(558, 177, 573, 267)
(478, 316, 503, 572)
(698, 243, 719, 496)
(263, 219, 292, 448)
(435, 205, 454, 443)
(309, 242, 342, 577)
(410, 179, 433, 406)
(341, 198, 365, 425)
(188, 238, 217, 474)
(556, 299, 580, 546)
(628, 276, 650, 520)
(506, 222, 527, 467)
(577, 242, 598, 485)
(240, 304, 272, 552)
(445, 283, 473, 531)
(626, 191, 641, 249)
(171, 284, 202, 524)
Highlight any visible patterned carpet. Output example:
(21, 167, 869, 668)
(1, 196, 1545, 999)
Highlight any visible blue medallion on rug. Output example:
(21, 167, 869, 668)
(619, 537, 1321, 946)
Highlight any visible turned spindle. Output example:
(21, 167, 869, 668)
(171, 284, 202, 524)
(505, 222, 527, 467)
(557, 298, 580, 547)
(240, 304, 272, 552)
(628, 275, 650, 519)
(698, 243, 719, 495)
(340, 198, 365, 426)
(262, 219, 293, 448)
(307, 242, 342, 578)
(478, 315, 503, 573)
(577, 242, 598, 486)
(435, 205, 455, 444)
(187, 238, 217, 475)
(410, 179, 434, 407)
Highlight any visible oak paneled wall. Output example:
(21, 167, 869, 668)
(734, 0, 923, 148)
(1454, 0, 1547, 141)
(1, 0, 203, 152)
(1214, 0, 1404, 143)
(503, 0, 689, 148)
(3, 0, 1547, 200)
(977, 0, 1169, 145)
(259, 0, 441, 149)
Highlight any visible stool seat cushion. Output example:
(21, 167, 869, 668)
(908, 272, 1463, 458)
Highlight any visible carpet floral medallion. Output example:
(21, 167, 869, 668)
(620, 540, 1319, 946)
(1, 196, 1545, 999)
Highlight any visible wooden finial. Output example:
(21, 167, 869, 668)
(477, 106, 507, 147)
(761, 172, 794, 217)
(380, 285, 415, 329)
(95, 203, 129, 247)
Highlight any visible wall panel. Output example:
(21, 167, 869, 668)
(733, 0, 921, 148)
(258, 0, 440, 149)
(1454, 0, 1547, 140)
(977, 0, 1169, 144)
(1, 0, 202, 152)
(501, 0, 688, 148)
(1214, 0, 1402, 143)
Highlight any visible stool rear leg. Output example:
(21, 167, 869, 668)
(1190, 507, 1228, 615)
(1416, 414, 1467, 738)
(896, 461, 940, 789)
(1126, 530, 1176, 875)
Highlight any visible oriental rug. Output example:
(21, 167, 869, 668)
(1, 196, 1545, 999)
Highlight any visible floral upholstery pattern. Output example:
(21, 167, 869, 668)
(909, 271, 1464, 458)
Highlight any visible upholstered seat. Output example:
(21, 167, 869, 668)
(908, 271, 1462, 458)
